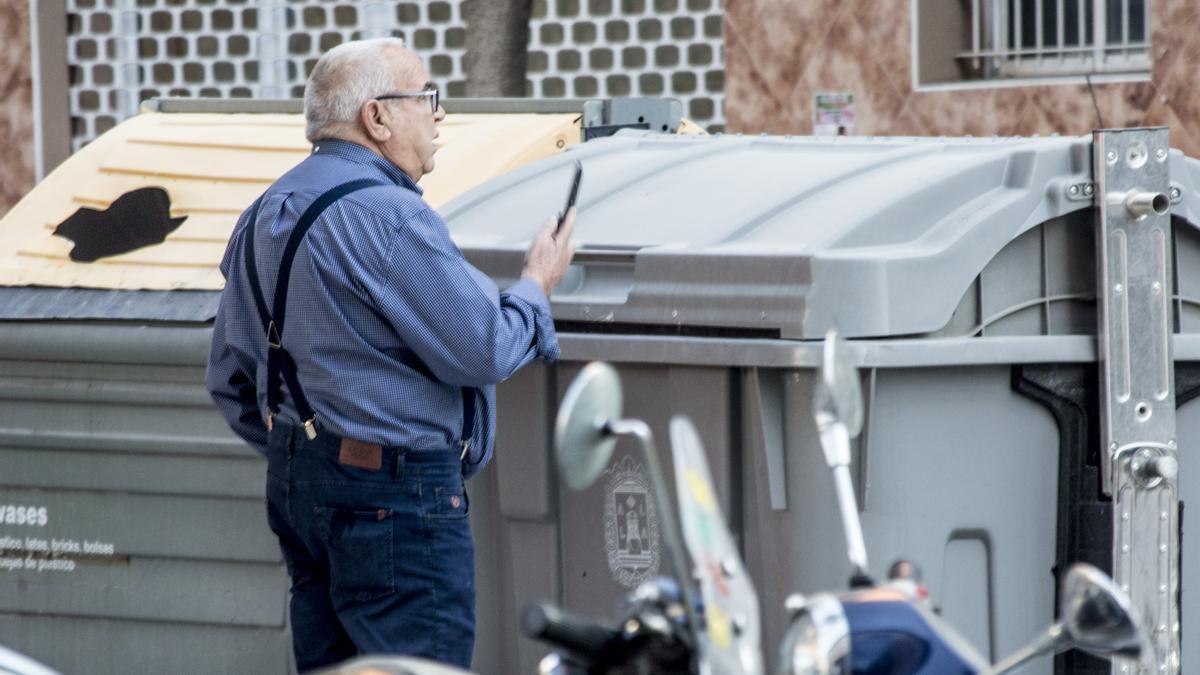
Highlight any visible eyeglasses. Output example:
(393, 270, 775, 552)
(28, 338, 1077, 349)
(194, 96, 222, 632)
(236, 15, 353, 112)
(375, 84, 440, 114)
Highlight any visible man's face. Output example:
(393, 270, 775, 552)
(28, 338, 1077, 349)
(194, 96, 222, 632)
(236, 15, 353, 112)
(376, 58, 445, 182)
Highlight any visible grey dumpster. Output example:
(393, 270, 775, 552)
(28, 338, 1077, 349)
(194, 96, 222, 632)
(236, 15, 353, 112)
(440, 130, 1200, 673)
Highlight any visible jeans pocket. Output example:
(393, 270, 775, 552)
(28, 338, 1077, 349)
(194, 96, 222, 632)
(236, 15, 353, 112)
(428, 484, 469, 519)
(314, 506, 395, 601)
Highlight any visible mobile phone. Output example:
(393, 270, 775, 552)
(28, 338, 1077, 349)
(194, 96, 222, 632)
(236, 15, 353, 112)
(557, 160, 583, 233)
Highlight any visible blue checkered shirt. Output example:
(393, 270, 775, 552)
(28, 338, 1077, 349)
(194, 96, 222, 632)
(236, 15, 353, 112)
(206, 139, 560, 476)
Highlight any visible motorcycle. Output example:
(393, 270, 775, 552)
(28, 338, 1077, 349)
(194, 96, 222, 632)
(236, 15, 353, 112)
(530, 330, 1151, 674)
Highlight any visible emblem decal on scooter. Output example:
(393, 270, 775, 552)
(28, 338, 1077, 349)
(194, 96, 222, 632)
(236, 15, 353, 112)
(603, 455, 660, 588)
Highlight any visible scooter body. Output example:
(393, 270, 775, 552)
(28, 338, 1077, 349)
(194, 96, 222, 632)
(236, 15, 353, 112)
(781, 587, 987, 675)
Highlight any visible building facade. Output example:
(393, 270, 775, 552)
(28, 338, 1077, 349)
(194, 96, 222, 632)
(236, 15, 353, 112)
(725, 0, 1200, 159)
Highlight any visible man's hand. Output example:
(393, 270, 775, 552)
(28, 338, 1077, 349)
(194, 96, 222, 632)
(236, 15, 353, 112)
(522, 207, 577, 295)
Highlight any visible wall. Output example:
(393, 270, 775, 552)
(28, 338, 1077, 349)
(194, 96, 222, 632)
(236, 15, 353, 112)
(0, 0, 35, 217)
(724, 0, 1200, 159)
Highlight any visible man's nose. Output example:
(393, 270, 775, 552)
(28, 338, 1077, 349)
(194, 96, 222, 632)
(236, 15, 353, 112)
(434, 104, 446, 122)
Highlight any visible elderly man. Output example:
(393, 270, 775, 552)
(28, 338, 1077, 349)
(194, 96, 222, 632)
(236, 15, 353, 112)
(206, 38, 575, 671)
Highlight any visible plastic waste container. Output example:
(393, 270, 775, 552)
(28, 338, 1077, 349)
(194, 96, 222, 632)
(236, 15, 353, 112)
(438, 129, 1200, 674)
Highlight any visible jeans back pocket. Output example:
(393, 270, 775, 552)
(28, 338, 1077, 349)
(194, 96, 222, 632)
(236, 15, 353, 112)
(314, 506, 395, 601)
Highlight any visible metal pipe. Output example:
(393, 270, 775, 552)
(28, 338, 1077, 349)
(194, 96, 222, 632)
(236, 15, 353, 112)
(819, 419, 869, 576)
(1125, 190, 1170, 219)
(833, 464, 868, 573)
(115, 0, 139, 123)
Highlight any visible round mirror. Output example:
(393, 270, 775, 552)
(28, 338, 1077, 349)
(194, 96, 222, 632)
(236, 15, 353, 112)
(813, 328, 864, 438)
(1061, 563, 1145, 659)
(554, 362, 623, 491)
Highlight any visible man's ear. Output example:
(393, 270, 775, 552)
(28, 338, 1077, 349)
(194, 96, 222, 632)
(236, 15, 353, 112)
(360, 100, 392, 143)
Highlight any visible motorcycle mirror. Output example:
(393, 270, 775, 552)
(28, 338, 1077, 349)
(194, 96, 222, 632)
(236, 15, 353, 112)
(554, 362, 623, 491)
(986, 563, 1146, 675)
(813, 328, 864, 465)
(1060, 563, 1145, 659)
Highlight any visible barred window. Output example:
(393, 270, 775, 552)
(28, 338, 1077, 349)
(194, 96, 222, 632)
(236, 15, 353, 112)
(916, 0, 1150, 87)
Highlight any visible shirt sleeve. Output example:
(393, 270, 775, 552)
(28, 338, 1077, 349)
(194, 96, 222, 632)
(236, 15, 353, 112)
(205, 226, 269, 454)
(370, 205, 560, 387)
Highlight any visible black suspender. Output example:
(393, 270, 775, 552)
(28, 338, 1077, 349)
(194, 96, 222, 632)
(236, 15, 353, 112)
(244, 179, 382, 439)
(241, 180, 477, 451)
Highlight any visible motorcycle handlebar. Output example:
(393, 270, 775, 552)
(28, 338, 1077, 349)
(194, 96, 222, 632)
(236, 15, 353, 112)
(521, 602, 624, 664)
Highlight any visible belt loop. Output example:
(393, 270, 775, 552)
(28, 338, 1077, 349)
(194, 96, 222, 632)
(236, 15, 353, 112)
(392, 448, 405, 483)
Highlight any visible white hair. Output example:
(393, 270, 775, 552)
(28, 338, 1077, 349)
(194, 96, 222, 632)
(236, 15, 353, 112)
(303, 37, 409, 142)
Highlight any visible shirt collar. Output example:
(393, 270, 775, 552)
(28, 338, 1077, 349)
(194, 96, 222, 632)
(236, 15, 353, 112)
(310, 138, 424, 196)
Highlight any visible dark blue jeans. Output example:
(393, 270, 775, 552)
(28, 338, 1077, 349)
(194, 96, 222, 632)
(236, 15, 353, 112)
(265, 423, 475, 672)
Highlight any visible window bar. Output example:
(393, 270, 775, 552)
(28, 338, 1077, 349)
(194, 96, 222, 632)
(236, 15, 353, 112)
(1056, 0, 1065, 63)
(993, 0, 1004, 75)
(1093, 0, 1105, 66)
(1078, 0, 1086, 50)
(1121, 0, 1130, 59)
(995, 0, 1008, 76)
(1033, 0, 1042, 65)
(1144, 0, 1151, 53)
(1014, 0, 1023, 68)
(972, 0, 982, 70)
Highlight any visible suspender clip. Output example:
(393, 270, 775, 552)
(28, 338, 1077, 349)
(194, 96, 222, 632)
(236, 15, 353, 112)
(266, 321, 282, 349)
(303, 418, 318, 441)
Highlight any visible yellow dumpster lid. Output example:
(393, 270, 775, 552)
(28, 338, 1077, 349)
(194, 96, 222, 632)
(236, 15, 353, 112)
(0, 100, 592, 292)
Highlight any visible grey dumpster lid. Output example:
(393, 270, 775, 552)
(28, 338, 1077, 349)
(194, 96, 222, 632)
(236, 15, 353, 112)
(442, 131, 1200, 340)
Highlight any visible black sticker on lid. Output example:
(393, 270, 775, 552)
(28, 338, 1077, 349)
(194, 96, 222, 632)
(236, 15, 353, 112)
(53, 187, 187, 262)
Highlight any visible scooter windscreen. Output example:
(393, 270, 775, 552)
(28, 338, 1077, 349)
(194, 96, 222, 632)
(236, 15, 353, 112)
(669, 416, 763, 675)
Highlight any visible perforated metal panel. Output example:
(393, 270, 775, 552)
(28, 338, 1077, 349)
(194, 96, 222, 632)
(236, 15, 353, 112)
(527, 0, 726, 129)
(64, 0, 724, 152)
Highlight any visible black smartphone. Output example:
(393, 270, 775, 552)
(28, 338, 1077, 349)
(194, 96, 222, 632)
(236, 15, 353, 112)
(557, 159, 583, 233)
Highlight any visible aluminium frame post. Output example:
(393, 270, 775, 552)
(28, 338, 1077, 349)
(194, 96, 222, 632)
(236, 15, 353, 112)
(1094, 127, 1180, 674)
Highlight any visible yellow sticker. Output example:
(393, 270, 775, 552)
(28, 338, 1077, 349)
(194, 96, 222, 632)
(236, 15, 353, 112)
(706, 603, 732, 649)
(686, 468, 717, 513)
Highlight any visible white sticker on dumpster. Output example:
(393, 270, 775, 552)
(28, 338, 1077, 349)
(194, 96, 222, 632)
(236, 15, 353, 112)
(0, 507, 117, 574)
(603, 455, 660, 588)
